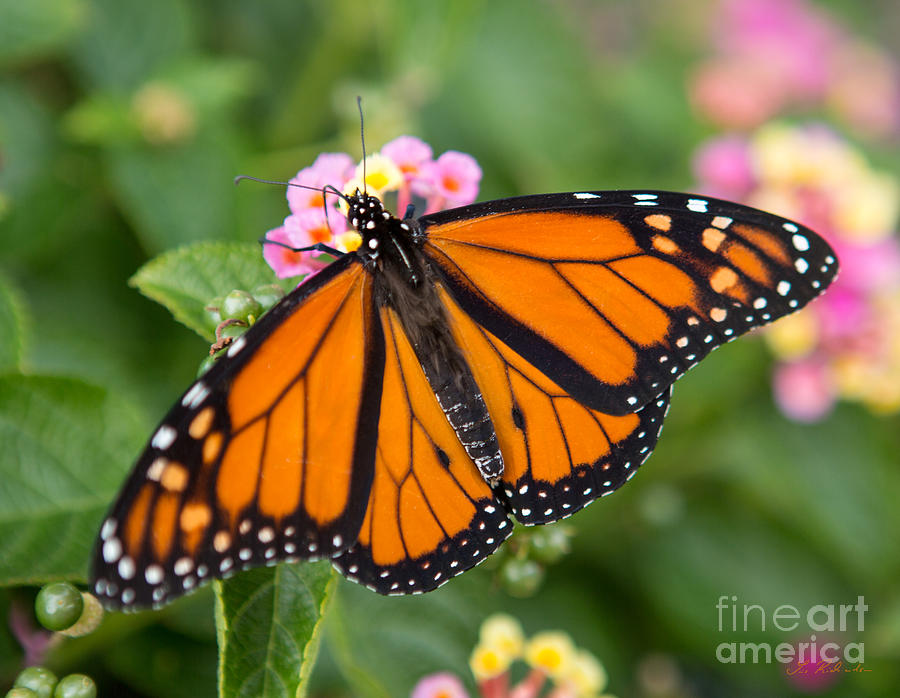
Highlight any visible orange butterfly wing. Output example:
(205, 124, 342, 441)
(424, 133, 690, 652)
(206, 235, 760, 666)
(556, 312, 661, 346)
(92, 258, 384, 609)
(421, 191, 837, 416)
(332, 305, 511, 594)
(437, 284, 670, 525)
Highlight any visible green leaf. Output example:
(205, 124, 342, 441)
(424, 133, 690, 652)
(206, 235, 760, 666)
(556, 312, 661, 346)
(129, 241, 297, 340)
(0, 374, 146, 585)
(0, 271, 28, 371)
(0, 0, 85, 67)
(214, 561, 337, 698)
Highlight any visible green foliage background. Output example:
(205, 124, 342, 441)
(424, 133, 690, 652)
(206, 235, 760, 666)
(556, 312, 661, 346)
(1, 0, 899, 696)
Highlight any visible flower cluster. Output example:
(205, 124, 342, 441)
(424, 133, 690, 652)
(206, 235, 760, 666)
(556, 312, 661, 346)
(688, 0, 900, 139)
(412, 614, 613, 698)
(262, 137, 482, 280)
(694, 123, 900, 419)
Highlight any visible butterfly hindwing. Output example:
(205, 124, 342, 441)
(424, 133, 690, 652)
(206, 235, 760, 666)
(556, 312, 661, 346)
(438, 284, 671, 525)
(332, 305, 511, 594)
(421, 190, 837, 416)
(92, 257, 385, 609)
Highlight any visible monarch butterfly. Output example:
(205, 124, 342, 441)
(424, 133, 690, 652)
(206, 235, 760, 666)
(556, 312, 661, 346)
(91, 186, 837, 609)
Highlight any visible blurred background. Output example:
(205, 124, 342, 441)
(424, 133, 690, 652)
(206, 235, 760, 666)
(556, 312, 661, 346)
(1, 0, 899, 696)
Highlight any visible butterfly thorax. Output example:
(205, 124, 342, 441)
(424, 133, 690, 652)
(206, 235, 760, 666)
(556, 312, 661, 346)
(347, 191, 504, 482)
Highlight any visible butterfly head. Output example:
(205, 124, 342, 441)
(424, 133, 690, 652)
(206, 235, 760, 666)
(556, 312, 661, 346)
(346, 189, 394, 260)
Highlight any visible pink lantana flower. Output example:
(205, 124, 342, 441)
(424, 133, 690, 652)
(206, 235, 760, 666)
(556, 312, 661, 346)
(411, 672, 470, 698)
(262, 223, 321, 279)
(262, 138, 483, 283)
(773, 359, 836, 422)
(692, 135, 755, 200)
(691, 0, 900, 139)
(420, 151, 483, 212)
(382, 135, 434, 182)
(286, 152, 355, 213)
(382, 135, 435, 214)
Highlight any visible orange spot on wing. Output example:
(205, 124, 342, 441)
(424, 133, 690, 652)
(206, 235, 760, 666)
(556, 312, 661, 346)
(161, 462, 189, 493)
(151, 492, 178, 561)
(202, 431, 223, 464)
(710, 266, 739, 293)
(732, 224, 791, 265)
(188, 407, 215, 439)
(645, 214, 672, 231)
(703, 227, 726, 252)
(123, 484, 153, 556)
(652, 235, 680, 254)
(179, 501, 212, 554)
(724, 241, 772, 286)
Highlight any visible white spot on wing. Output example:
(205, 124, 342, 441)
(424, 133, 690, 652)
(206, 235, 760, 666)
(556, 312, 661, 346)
(574, 192, 600, 199)
(151, 425, 177, 450)
(101, 518, 117, 541)
(686, 198, 708, 213)
(103, 537, 122, 564)
(792, 233, 809, 250)
(227, 335, 247, 358)
(118, 556, 135, 580)
(145, 565, 164, 585)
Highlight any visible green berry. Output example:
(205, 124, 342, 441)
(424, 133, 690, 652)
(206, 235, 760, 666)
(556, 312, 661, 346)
(499, 558, 544, 597)
(7, 688, 40, 698)
(35, 582, 84, 631)
(253, 284, 285, 311)
(221, 290, 262, 324)
(528, 525, 572, 565)
(204, 295, 224, 329)
(14, 667, 57, 698)
(53, 675, 96, 698)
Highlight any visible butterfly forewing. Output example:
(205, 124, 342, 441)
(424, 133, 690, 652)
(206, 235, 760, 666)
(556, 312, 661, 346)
(92, 257, 384, 609)
(421, 190, 838, 416)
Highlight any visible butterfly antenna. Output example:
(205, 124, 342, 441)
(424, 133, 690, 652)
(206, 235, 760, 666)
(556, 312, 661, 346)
(357, 96, 367, 196)
(235, 174, 350, 203)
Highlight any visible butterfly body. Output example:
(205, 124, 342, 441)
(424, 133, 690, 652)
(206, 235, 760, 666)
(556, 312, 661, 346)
(92, 189, 837, 608)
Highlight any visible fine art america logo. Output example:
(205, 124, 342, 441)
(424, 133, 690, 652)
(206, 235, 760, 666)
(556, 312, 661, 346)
(715, 596, 868, 671)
